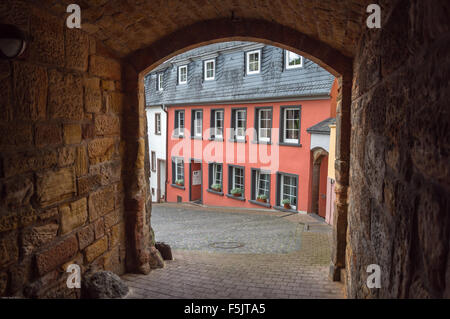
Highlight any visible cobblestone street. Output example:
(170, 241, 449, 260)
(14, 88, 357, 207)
(122, 203, 344, 299)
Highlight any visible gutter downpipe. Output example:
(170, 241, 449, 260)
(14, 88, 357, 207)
(162, 104, 168, 202)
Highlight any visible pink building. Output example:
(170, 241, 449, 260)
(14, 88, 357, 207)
(145, 42, 337, 214)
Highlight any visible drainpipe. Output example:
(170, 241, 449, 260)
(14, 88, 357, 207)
(162, 104, 168, 202)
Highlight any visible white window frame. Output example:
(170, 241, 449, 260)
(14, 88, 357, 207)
(176, 110, 184, 137)
(258, 108, 271, 142)
(194, 110, 202, 137)
(235, 109, 246, 141)
(283, 108, 300, 144)
(155, 113, 161, 135)
(175, 158, 184, 181)
(214, 110, 224, 138)
(204, 59, 215, 81)
(285, 51, 303, 69)
(232, 167, 244, 191)
(178, 65, 187, 84)
(213, 163, 222, 186)
(246, 50, 261, 75)
(256, 171, 270, 198)
(157, 73, 164, 91)
(280, 174, 297, 210)
(151, 151, 156, 172)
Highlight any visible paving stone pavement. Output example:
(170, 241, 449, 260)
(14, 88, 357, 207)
(122, 203, 344, 299)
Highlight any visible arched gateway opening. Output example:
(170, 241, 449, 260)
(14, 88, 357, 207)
(121, 19, 352, 286)
(3, 1, 446, 299)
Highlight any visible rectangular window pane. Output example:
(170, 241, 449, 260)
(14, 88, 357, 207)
(235, 110, 246, 138)
(247, 51, 260, 73)
(179, 66, 187, 83)
(281, 175, 297, 208)
(214, 164, 222, 185)
(158, 74, 163, 90)
(194, 111, 202, 136)
(284, 108, 300, 142)
(258, 109, 271, 141)
(233, 167, 244, 191)
(256, 172, 270, 197)
(205, 60, 215, 79)
(215, 110, 223, 137)
(155, 113, 161, 134)
(176, 159, 184, 181)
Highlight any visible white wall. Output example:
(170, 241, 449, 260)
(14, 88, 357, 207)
(146, 106, 167, 202)
(310, 133, 330, 152)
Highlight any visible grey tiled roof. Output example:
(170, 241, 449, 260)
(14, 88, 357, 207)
(307, 117, 337, 134)
(145, 41, 335, 106)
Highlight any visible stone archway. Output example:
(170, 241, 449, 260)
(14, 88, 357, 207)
(121, 18, 353, 284)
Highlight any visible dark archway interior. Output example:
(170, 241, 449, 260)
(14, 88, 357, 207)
(0, 0, 448, 299)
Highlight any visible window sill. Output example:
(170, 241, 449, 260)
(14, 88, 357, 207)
(172, 135, 185, 139)
(273, 205, 298, 213)
(226, 194, 246, 201)
(206, 188, 224, 196)
(208, 137, 224, 142)
(248, 199, 271, 208)
(278, 142, 302, 147)
(228, 138, 247, 143)
(171, 184, 185, 190)
(191, 136, 203, 140)
(251, 140, 272, 145)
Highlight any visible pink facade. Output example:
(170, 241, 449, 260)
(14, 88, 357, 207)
(166, 99, 331, 213)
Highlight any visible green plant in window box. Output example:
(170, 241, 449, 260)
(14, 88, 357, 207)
(256, 194, 267, 203)
(230, 188, 242, 197)
(281, 199, 291, 209)
(211, 183, 222, 192)
(175, 179, 184, 186)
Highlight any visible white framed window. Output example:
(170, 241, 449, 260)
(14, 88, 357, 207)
(213, 110, 224, 138)
(285, 51, 303, 69)
(246, 50, 261, 75)
(175, 158, 184, 181)
(283, 107, 300, 144)
(155, 113, 161, 135)
(256, 171, 270, 198)
(157, 73, 164, 91)
(258, 108, 271, 142)
(193, 110, 202, 137)
(231, 166, 244, 191)
(234, 109, 246, 140)
(204, 59, 215, 81)
(178, 65, 187, 84)
(175, 110, 185, 136)
(280, 174, 297, 209)
(151, 151, 156, 172)
(213, 163, 222, 186)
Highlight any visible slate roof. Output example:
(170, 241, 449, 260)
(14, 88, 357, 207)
(306, 117, 337, 135)
(145, 41, 335, 106)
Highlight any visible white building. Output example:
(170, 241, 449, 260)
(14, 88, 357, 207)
(146, 106, 167, 202)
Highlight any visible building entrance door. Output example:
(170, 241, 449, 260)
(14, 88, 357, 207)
(190, 160, 202, 203)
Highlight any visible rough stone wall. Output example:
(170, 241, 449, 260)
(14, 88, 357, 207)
(0, 3, 127, 298)
(347, 0, 450, 298)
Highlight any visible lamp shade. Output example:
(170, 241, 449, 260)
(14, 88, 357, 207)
(0, 24, 27, 59)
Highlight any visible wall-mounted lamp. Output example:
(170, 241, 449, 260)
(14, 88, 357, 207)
(0, 24, 27, 60)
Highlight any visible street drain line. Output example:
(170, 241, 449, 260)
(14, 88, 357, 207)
(209, 242, 245, 249)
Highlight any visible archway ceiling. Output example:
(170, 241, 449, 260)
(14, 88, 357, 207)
(38, 0, 374, 59)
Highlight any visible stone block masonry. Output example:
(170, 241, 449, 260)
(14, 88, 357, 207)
(0, 2, 128, 298)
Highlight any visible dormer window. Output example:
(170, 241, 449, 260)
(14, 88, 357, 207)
(246, 50, 261, 75)
(157, 73, 163, 91)
(204, 59, 215, 81)
(178, 65, 187, 84)
(285, 51, 303, 69)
